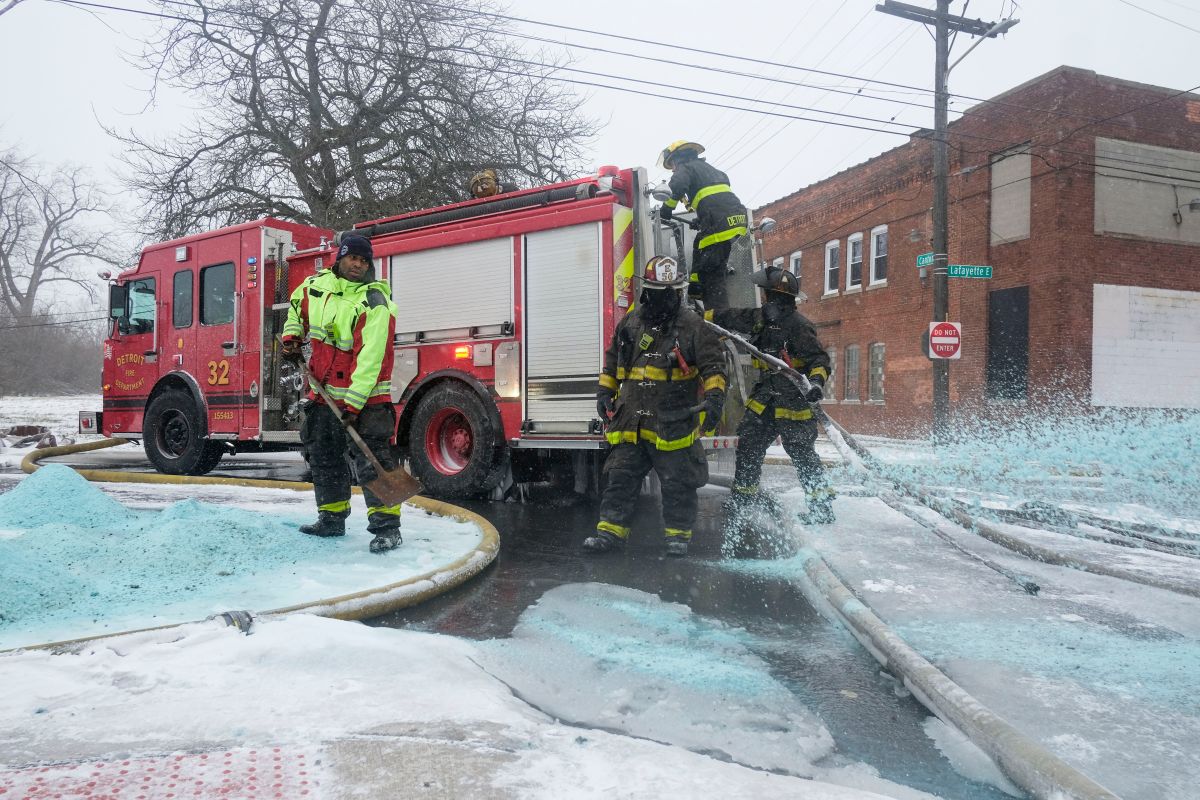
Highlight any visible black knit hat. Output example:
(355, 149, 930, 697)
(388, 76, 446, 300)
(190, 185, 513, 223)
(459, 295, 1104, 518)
(337, 234, 373, 263)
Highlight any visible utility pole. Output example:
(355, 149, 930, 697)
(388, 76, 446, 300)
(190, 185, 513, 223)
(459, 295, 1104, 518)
(875, 1, 1017, 442)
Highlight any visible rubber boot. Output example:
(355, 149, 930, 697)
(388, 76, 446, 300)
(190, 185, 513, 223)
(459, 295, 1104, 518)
(664, 538, 689, 557)
(582, 529, 624, 554)
(369, 528, 403, 553)
(300, 511, 347, 537)
(798, 490, 836, 525)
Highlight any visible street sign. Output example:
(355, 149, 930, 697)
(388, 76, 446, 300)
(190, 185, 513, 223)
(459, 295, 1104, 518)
(947, 264, 993, 279)
(916, 252, 935, 268)
(929, 321, 962, 360)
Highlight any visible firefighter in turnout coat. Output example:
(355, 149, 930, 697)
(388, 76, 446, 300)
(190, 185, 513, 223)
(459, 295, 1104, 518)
(708, 266, 836, 524)
(586, 255, 727, 557)
(657, 141, 748, 311)
(281, 234, 403, 553)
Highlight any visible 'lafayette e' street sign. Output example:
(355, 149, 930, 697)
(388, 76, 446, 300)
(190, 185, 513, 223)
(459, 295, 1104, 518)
(947, 264, 993, 279)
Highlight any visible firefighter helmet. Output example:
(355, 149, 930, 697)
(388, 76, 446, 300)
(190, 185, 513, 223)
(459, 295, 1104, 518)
(657, 140, 705, 170)
(470, 169, 500, 198)
(640, 255, 689, 289)
(751, 265, 800, 297)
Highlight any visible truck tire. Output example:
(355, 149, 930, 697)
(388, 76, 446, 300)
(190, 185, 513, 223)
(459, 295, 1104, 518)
(409, 382, 506, 497)
(143, 389, 224, 475)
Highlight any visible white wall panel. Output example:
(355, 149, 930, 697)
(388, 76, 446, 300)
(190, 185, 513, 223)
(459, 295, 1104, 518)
(1092, 283, 1200, 408)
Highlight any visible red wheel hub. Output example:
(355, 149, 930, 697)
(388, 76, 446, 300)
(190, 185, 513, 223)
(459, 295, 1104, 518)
(425, 406, 474, 475)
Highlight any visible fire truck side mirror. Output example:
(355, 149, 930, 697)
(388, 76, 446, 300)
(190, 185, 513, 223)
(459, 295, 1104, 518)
(109, 284, 129, 320)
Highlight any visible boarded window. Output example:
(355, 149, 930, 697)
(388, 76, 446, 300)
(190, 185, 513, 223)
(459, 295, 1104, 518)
(824, 348, 836, 403)
(987, 286, 1029, 400)
(1094, 137, 1200, 244)
(843, 344, 860, 401)
(868, 342, 885, 402)
(790, 251, 802, 280)
(990, 144, 1031, 244)
(173, 270, 193, 329)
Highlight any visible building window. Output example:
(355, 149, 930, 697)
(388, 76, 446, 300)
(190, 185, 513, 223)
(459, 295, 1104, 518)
(847, 233, 863, 289)
(200, 262, 235, 326)
(173, 270, 193, 329)
(990, 143, 1031, 244)
(824, 241, 840, 295)
(843, 344, 860, 401)
(868, 342, 885, 402)
(772, 256, 785, 271)
(870, 226, 888, 285)
(790, 250, 802, 279)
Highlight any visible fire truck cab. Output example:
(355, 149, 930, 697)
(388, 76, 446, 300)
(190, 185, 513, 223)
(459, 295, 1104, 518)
(94, 166, 758, 496)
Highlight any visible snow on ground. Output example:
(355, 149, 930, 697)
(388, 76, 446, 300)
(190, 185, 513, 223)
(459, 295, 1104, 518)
(724, 484, 1200, 800)
(0, 465, 482, 650)
(0, 394, 102, 467)
(0, 592, 912, 799)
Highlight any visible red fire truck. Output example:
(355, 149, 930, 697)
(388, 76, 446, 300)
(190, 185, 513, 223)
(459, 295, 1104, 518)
(87, 167, 757, 496)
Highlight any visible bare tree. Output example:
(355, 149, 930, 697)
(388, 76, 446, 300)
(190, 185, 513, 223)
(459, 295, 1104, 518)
(0, 150, 122, 322)
(114, 0, 596, 238)
(0, 1, 26, 20)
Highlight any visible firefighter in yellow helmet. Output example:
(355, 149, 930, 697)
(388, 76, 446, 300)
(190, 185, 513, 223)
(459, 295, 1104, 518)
(587, 255, 727, 557)
(657, 141, 748, 311)
(469, 168, 518, 199)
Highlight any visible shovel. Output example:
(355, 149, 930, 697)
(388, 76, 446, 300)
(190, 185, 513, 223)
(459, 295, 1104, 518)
(284, 341, 423, 505)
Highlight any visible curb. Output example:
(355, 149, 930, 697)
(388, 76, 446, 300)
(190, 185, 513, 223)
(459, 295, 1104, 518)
(8, 439, 501, 653)
(789, 534, 1120, 800)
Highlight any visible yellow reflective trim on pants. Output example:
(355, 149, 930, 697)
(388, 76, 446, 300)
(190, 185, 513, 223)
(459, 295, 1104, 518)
(318, 500, 351, 513)
(746, 398, 766, 415)
(597, 520, 630, 540)
(703, 309, 714, 321)
(664, 527, 692, 541)
(692, 183, 732, 205)
(616, 367, 628, 380)
(599, 373, 618, 390)
(606, 430, 638, 445)
(690, 272, 700, 283)
(733, 484, 758, 495)
(368, 504, 403, 516)
(703, 375, 726, 392)
(810, 366, 829, 380)
(698, 226, 748, 249)
(606, 427, 698, 450)
(774, 407, 814, 421)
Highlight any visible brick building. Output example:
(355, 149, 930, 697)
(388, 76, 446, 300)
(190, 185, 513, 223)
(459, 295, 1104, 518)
(755, 66, 1200, 437)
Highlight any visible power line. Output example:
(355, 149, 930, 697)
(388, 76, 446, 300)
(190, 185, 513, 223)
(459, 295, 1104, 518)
(46, 0, 1200, 189)
(0, 315, 108, 330)
(1114, 0, 1200, 35)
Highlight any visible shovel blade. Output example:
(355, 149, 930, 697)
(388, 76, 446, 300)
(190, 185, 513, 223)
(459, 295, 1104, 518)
(364, 467, 424, 506)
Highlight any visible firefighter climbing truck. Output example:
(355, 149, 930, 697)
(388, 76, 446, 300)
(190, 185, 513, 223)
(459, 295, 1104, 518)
(87, 167, 758, 496)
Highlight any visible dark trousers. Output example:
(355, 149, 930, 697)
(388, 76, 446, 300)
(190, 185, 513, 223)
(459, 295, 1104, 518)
(597, 441, 709, 540)
(300, 402, 400, 532)
(733, 408, 829, 500)
(688, 239, 733, 311)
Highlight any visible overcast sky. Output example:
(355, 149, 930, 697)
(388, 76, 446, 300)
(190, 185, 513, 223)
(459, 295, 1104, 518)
(2, 0, 1197, 223)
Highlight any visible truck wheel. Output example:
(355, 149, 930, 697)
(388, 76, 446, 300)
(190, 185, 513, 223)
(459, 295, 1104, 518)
(409, 383, 506, 497)
(144, 389, 224, 475)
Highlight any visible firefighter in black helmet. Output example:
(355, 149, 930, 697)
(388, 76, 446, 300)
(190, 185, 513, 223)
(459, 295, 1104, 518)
(657, 141, 748, 311)
(586, 255, 727, 557)
(707, 266, 836, 524)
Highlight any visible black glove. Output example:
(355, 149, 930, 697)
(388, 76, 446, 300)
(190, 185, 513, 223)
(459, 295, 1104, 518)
(686, 218, 700, 230)
(596, 389, 616, 420)
(805, 377, 825, 404)
(658, 204, 674, 222)
(342, 408, 360, 428)
(701, 391, 724, 434)
(281, 340, 304, 364)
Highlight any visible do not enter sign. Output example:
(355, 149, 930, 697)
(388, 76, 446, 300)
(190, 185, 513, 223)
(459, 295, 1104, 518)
(929, 321, 962, 360)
